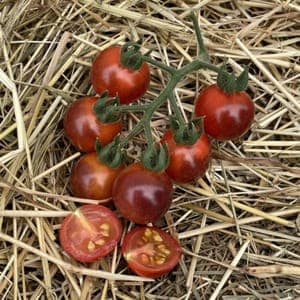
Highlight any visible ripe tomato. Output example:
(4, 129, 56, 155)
(59, 204, 122, 263)
(122, 226, 181, 278)
(63, 96, 122, 152)
(161, 130, 211, 183)
(69, 152, 124, 201)
(91, 46, 150, 104)
(112, 163, 173, 224)
(194, 84, 255, 140)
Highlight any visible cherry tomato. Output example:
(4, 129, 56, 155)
(161, 130, 211, 183)
(194, 84, 255, 140)
(91, 46, 150, 104)
(122, 226, 181, 278)
(69, 152, 124, 201)
(112, 163, 173, 224)
(59, 204, 122, 263)
(63, 96, 122, 152)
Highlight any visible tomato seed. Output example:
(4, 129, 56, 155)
(157, 244, 166, 250)
(155, 257, 165, 265)
(144, 228, 152, 237)
(95, 239, 105, 246)
(152, 232, 163, 242)
(100, 223, 110, 230)
(161, 248, 171, 256)
(87, 241, 96, 251)
(101, 230, 110, 237)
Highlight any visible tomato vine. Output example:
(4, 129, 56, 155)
(61, 11, 255, 276)
(93, 12, 252, 172)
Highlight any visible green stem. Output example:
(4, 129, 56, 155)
(168, 93, 185, 125)
(179, 58, 219, 75)
(141, 55, 176, 75)
(114, 104, 149, 112)
(120, 122, 144, 147)
(144, 122, 154, 145)
(118, 56, 220, 147)
(119, 78, 178, 147)
(189, 12, 209, 62)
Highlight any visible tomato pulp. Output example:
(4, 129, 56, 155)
(91, 46, 150, 104)
(59, 204, 122, 263)
(122, 226, 182, 278)
(194, 84, 255, 140)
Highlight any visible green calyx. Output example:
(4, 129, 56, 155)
(217, 65, 249, 93)
(141, 144, 169, 172)
(170, 116, 203, 145)
(95, 138, 124, 169)
(120, 41, 143, 70)
(93, 92, 120, 123)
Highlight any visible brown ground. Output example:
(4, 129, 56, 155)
(0, 1, 299, 299)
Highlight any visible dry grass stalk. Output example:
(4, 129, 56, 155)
(1, 1, 299, 299)
(245, 265, 300, 278)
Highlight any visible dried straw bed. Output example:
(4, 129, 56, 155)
(0, 1, 300, 299)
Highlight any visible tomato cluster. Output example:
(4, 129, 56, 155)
(60, 46, 182, 278)
(60, 43, 255, 278)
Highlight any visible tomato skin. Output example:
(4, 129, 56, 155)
(112, 163, 173, 224)
(59, 204, 122, 263)
(194, 84, 255, 140)
(91, 46, 150, 104)
(63, 96, 122, 152)
(122, 226, 181, 278)
(70, 152, 124, 201)
(161, 130, 211, 183)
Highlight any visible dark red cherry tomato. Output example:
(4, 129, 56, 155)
(63, 96, 122, 152)
(70, 152, 124, 201)
(112, 163, 173, 224)
(194, 84, 255, 140)
(161, 130, 211, 183)
(122, 226, 181, 278)
(91, 46, 150, 104)
(59, 204, 122, 263)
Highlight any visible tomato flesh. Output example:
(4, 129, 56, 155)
(63, 96, 122, 152)
(70, 152, 124, 201)
(194, 84, 255, 140)
(161, 130, 211, 183)
(59, 204, 122, 263)
(91, 46, 150, 104)
(112, 163, 173, 224)
(122, 226, 181, 278)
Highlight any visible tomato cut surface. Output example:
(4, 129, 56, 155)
(59, 204, 122, 263)
(122, 226, 182, 278)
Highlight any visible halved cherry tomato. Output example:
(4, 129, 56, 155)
(63, 96, 122, 152)
(194, 84, 255, 140)
(122, 226, 181, 278)
(59, 204, 122, 263)
(112, 163, 173, 224)
(70, 152, 124, 201)
(91, 46, 150, 104)
(161, 130, 211, 183)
